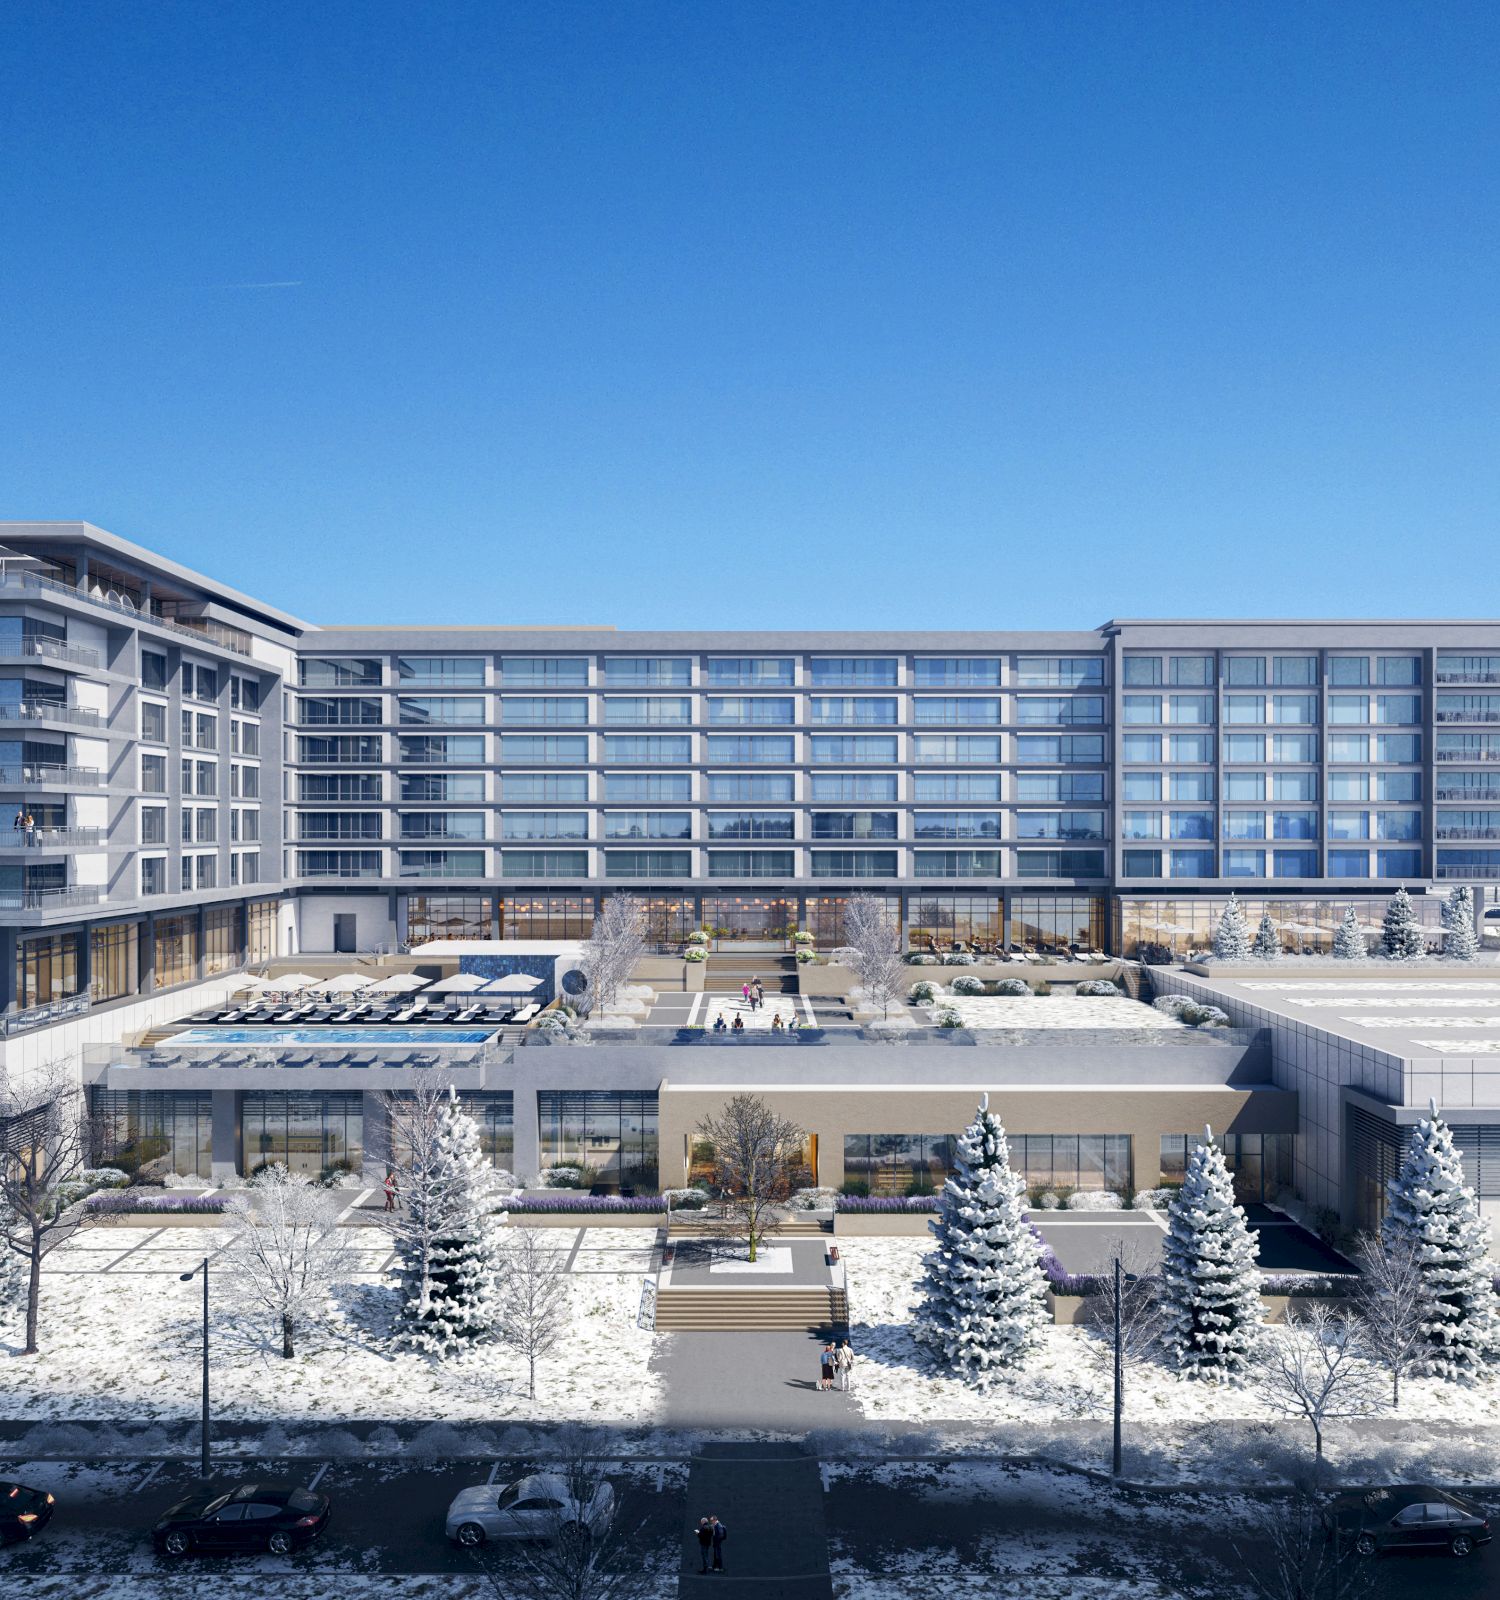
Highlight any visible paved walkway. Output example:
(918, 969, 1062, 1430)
(679, 1441, 833, 1600)
(660, 1330, 859, 1432)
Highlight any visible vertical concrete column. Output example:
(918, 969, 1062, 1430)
(1132, 1133, 1161, 1193)
(210, 1090, 239, 1180)
(511, 1088, 541, 1184)
(362, 1090, 392, 1178)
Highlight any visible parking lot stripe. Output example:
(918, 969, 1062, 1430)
(307, 1463, 329, 1490)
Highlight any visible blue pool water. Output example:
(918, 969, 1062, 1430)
(171, 1027, 496, 1046)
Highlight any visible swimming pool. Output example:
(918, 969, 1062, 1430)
(170, 1027, 497, 1047)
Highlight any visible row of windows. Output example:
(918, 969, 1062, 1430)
(1121, 770, 1421, 801)
(1121, 733, 1422, 764)
(1122, 694, 1423, 726)
(298, 655, 1108, 690)
(1122, 809, 1422, 841)
(1122, 848, 1423, 879)
(1122, 654, 1421, 687)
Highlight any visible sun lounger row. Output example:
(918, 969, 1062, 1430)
(187, 998, 543, 1027)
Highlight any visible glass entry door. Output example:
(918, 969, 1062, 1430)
(701, 895, 797, 949)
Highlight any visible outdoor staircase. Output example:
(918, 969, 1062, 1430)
(654, 1283, 849, 1332)
(703, 953, 799, 994)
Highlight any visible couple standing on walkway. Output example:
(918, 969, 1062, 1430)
(695, 1513, 728, 1572)
(819, 1338, 855, 1392)
(740, 978, 765, 1009)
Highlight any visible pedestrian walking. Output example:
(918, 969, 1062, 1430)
(383, 1170, 398, 1212)
(710, 1514, 727, 1571)
(837, 1338, 856, 1392)
(696, 1517, 712, 1573)
(753, 977, 764, 1006)
(819, 1341, 835, 1391)
(741, 982, 751, 1005)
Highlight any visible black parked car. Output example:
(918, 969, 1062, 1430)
(1, 1480, 55, 1541)
(153, 1482, 331, 1556)
(1330, 1486, 1492, 1558)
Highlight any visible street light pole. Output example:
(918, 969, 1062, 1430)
(1111, 1253, 1123, 1478)
(180, 1257, 209, 1476)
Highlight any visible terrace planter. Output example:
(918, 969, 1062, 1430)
(1045, 1290, 1349, 1326)
(86, 1211, 226, 1228)
(834, 1211, 936, 1236)
(500, 1211, 668, 1229)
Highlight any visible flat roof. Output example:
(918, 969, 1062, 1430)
(1178, 966, 1500, 1062)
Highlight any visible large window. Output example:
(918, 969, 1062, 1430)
(912, 850, 1000, 878)
(603, 658, 691, 687)
(602, 735, 691, 764)
(706, 735, 795, 763)
(499, 812, 586, 841)
(1115, 894, 1444, 958)
(90, 1090, 211, 1179)
(607, 773, 694, 802)
(501, 850, 588, 877)
(843, 1134, 956, 1197)
(458, 1092, 514, 1170)
(706, 658, 795, 688)
(501, 657, 589, 688)
(707, 697, 796, 726)
(1014, 658, 1103, 688)
(398, 656, 486, 687)
(607, 850, 693, 877)
(604, 811, 692, 840)
(406, 895, 494, 944)
(809, 658, 898, 687)
(1011, 1134, 1132, 1195)
(1160, 1133, 1292, 1205)
(90, 921, 140, 1002)
(246, 899, 280, 964)
(914, 658, 1001, 688)
(538, 1091, 659, 1189)
(603, 697, 692, 726)
(203, 905, 241, 977)
(706, 850, 794, 878)
(16, 932, 81, 1010)
(300, 657, 382, 688)
(152, 914, 199, 989)
(905, 894, 1001, 952)
(1009, 895, 1105, 954)
(500, 697, 589, 726)
(502, 894, 595, 938)
(708, 811, 795, 840)
(504, 773, 590, 802)
(243, 1092, 363, 1178)
(810, 773, 899, 802)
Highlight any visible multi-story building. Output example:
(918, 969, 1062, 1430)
(2, 520, 1498, 1238)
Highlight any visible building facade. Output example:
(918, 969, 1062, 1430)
(2, 521, 1500, 1033)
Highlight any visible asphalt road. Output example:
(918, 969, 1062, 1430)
(2, 1453, 1494, 1599)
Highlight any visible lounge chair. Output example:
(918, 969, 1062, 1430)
(454, 1004, 483, 1023)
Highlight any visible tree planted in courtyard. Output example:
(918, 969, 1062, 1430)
(834, 892, 907, 1020)
(1441, 884, 1479, 963)
(1212, 895, 1252, 962)
(1159, 1128, 1262, 1378)
(223, 1164, 356, 1358)
(1350, 1231, 1426, 1406)
(1332, 907, 1367, 961)
(496, 1226, 569, 1400)
(580, 894, 647, 1019)
(1251, 912, 1282, 961)
(1380, 887, 1426, 961)
(695, 1094, 806, 1262)
(1380, 1102, 1499, 1376)
(1256, 1301, 1384, 1463)
(0, 1060, 92, 1356)
(915, 1094, 1046, 1382)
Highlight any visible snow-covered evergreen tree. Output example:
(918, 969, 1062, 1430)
(392, 1087, 506, 1355)
(1381, 887, 1427, 961)
(1381, 1103, 1499, 1377)
(1332, 906, 1367, 961)
(1251, 913, 1282, 961)
(1213, 895, 1252, 962)
(1159, 1128, 1262, 1378)
(1442, 885, 1480, 963)
(915, 1094, 1046, 1382)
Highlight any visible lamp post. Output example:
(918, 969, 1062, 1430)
(179, 1257, 210, 1476)
(1111, 1253, 1123, 1478)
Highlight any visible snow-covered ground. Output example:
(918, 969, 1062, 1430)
(922, 995, 1187, 1030)
(0, 1226, 662, 1425)
(843, 1236, 1500, 1479)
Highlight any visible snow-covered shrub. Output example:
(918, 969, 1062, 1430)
(1151, 994, 1228, 1027)
(1066, 1190, 1124, 1211)
(796, 948, 815, 964)
(934, 1005, 965, 1029)
(686, 930, 710, 946)
(1131, 1188, 1178, 1210)
(534, 1010, 573, 1035)
(906, 953, 939, 965)
(1076, 979, 1120, 997)
(943, 951, 976, 966)
(1153, 994, 1192, 1016)
(1038, 1191, 1062, 1210)
(908, 979, 941, 1004)
(951, 975, 985, 995)
(788, 1187, 838, 1211)
(793, 930, 815, 946)
(535, 1164, 586, 1189)
(683, 947, 706, 962)
(915, 1094, 1046, 1379)
(992, 978, 1032, 997)
(1032, 980, 1052, 996)
(82, 1168, 130, 1188)
(663, 1187, 708, 1209)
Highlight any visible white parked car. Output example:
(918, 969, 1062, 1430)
(445, 1473, 616, 1548)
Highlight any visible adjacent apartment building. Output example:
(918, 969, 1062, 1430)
(2, 520, 1498, 1230)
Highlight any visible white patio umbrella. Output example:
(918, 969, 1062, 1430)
(427, 972, 492, 994)
(482, 973, 543, 994)
(318, 973, 374, 994)
(233, 974, 278, 992)
(365, 973, 430, 993)
(269, 973, 319, 990)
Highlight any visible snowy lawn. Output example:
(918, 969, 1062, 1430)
(0, 1226, 662, 1425)
(843, 1236, 1500, 1480)
(923, 995, 1187, 1030)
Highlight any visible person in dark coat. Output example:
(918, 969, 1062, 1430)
(696, 1516, 712, 1573)
(710, 1514, 727, 1571)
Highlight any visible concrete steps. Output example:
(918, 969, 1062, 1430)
(656, 1286, 849, 1332)
(703, 955, 799, 994)
(667, 1217, 830, 1238)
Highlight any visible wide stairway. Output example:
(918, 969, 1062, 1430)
(655, 1283, 849, 1332)
(703, 952, 800, 994)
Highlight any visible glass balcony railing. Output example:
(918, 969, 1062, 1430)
(0, 701, 102, 728)
(0, 764, 103, 787)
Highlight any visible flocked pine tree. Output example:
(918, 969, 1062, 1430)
(1213, 895, 1253, 962)
(1442, 885, 1480, 963)
(1381, 1102, 1500, 1377)
(1251, 912, 1282, 961)
(1159, 1128, 1262, 1378)
(1380, 887, 1427, 961)
(1332, 907, 1368, 961)
(393, 1088, 505, 1355)
(915, 1094, 1046, 1383)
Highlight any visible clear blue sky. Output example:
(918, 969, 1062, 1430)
(4, 3, 1497, 629)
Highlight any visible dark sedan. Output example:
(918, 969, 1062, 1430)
(1331, 1486, 1492, 1559)
(1, 1480, 55, 1542)
(153, 1482, 330, 1556)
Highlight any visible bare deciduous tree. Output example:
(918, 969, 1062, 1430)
(1079, 1241, 1162, 1404)
(496, 1226, 570, 1400)
(0, 1061, 92, 1356)
(580, 895, 647, 1019)
(1349, 1232, 1427, 1407)
(696, 1094, 806, 1262)
(1233, 1491, 1375, 1600)
(471, 1432, 662, 1600)
(222, 1165, 356, 1358)
(834, 894, 906, 1020)
(1256, 1302, 1385, 1463)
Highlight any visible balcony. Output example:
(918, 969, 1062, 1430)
(1435, 827, 1500, 841)
(0, 638, 102, 670)
(0, 571, 254, 657)
(1436, 864, 1500, 879)
(0, 701, 102, 729)
(1435, 749, 1500, 762)
(1436, 710, 1500, 723)
(0, 886, 103, 912)
(0, 826, 105, 850)
(0, 764, 103, 788)
(1436, 671, 1500, 685)
(1437, 788, 1500, 802)
(0, 992, 92, 1036)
